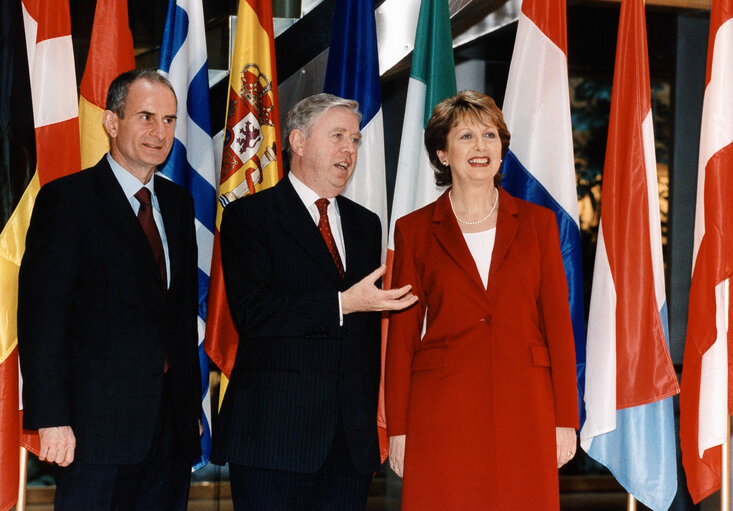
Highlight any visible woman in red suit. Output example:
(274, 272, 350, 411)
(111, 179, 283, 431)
(385, 90, 579, 510)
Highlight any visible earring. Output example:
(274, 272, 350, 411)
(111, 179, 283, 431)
(442, 161, 448, 166)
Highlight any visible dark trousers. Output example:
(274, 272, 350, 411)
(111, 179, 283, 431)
(229, 419, 372, 511)
(53, 375, 192, 511)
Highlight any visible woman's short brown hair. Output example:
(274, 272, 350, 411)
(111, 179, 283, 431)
(424, 90, 511, 187)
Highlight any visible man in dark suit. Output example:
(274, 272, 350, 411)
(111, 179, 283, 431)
(212, 93, 416, 510)
(18, 69, 202, 510)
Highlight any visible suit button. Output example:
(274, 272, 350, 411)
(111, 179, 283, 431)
(480, 314, 492, 323)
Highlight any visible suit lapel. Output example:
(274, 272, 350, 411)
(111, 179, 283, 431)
(336, 195, 361, 287)
(487, 188, 519, 287)
(431, 190, 486, 290)
(92, 159, 158, 268)
(156, 176, 182, 285)
(274, 179, 343, 284)
(431, 188, 520, 295)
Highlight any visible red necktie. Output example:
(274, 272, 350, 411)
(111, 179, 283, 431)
(135, 187, 169, 372)
(316, 198, 345, 279)
(134, 187, 167, 290)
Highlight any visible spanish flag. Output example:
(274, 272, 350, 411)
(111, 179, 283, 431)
(0, 1, 80, 509)
(205, 0, 283, 401)
(78, 0, 135, 169)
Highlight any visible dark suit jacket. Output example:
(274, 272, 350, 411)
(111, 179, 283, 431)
(18, 157, 202, 465)
(211, 177, 382, 475)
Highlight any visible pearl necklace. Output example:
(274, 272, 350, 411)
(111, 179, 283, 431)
(449, 189, 499, 225)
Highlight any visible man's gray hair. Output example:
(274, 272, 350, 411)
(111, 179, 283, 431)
(105, 69, 176, 118)
(285, 93, 361, 155)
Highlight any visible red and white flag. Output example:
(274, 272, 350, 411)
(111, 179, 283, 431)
(0, 1, 79, 509)
(680, 0, 733, 502)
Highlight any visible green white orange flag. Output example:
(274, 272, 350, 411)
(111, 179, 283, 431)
(204, 0, 283, 402)
(378, 0, 457, 460)
(0, 1, 80, 509)
(78, 0, 135, 169)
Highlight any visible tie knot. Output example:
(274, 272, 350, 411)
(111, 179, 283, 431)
(135, 187, 152, 206)
(315, 198, 330, 216)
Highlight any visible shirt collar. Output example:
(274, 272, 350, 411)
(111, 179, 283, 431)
(288, 172, 337, 208)
(107, 153, 156, 200)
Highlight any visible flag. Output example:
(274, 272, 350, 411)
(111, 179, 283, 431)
(158, 0, 217, 469)
(378, 0, 456, 460)
(680, 0, 733, 502)
(0, 1, 79, 509)
(204, 0, 283, 400)
(579, 0, 679, 508)
(501, 0, 585, 426)
(323, 0, 388, 256)
(78, 0, 135, 169)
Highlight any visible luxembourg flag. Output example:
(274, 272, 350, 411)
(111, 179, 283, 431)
(500, 0, 585, 424)
(579, 0, 679, 508)
(680, 0, 733, 502)
(157, 0, 218, 469)
(323, 0, 388, 255)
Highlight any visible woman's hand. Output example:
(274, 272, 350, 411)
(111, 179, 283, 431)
(389, 434, 406, 478)
(556, 427, 577, 468)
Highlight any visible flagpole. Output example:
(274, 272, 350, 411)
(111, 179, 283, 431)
(17, 445, 28, 511)
(627, 493, 636, 511)
(722, 278, 731, 511)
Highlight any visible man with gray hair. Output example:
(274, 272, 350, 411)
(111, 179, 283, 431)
(18, 69, 202, 510)
(212, 93, 416, 509)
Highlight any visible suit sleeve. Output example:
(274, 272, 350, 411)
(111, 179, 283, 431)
(17, 182, 78, 429)
(538, 212, 580, 429)
(385, 220, 426, 436)
(220, 200, 342, 339)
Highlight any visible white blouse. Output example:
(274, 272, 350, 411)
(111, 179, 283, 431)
(462, 228, 496, 289)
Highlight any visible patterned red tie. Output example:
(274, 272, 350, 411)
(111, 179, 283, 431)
(316, 198, 345, 279)
(134, 187, 167, 290)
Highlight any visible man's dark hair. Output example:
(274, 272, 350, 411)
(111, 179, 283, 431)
(105, 69, 176, 118)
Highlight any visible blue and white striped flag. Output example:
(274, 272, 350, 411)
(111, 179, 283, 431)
(158, 0, 217, 469)
(323, 0, 388, 254)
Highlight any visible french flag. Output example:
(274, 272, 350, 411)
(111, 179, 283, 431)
(578, 0, 679, 508)
(323, 0, 388, 253)
(158, 0, 218, 469)
(501, 0, 585, 425)
(680, 0, 733, 502)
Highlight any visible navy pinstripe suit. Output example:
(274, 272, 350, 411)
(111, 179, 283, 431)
(211, 177, 382, 503)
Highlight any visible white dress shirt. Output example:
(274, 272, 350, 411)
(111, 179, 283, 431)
(288, 172, 346, 323)
(107, 153, 171, 288)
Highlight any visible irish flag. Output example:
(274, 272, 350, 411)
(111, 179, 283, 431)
(379, 0, 456, 460)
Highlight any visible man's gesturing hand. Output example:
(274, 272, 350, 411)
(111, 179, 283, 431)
(341, 265, 418, 315)
(38, 426, 76, 467)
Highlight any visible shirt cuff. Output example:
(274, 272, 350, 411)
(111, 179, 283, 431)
(338, 291, 344, 326)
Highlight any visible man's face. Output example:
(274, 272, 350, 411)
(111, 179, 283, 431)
(104, 79, 177, 181)
(290, 106, 361, 197)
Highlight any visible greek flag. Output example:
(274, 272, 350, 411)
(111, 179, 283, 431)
(158, 0, 217, 469)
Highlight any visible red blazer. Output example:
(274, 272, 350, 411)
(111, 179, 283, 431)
(385, 188, 579, 510)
